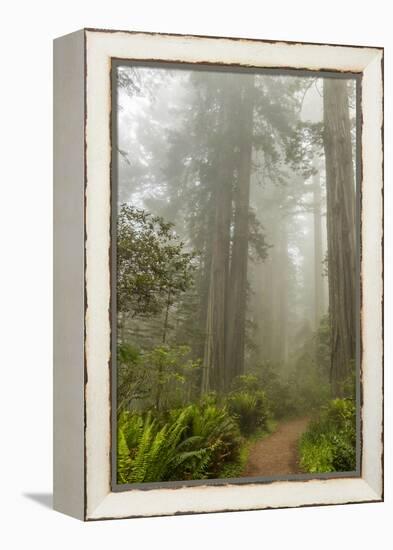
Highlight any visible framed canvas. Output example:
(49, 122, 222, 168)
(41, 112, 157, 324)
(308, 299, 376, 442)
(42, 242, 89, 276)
(53, 28, 383, 521)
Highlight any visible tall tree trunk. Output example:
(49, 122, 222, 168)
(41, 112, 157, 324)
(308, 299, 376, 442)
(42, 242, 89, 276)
(277, 220, 289, 364)
(226, 75, 255, 385)
(313, 170, 324, 330)
(323, 78, 356, 396)
(196, 193, 214, 364)
(262, 256, 274, 362)
(253, 255, 273, 363)
(265, 187, 288, 365)
(202, 84, 235, 393)
(202, 190, 231, 393)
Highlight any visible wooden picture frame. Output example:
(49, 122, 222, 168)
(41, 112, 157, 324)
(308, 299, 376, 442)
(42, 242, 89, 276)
(53, 28, 383, 521)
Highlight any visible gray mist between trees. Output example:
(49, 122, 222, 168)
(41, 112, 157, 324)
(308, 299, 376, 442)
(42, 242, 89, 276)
(116, 66, 356, 400)
(115, 65, 358, 483)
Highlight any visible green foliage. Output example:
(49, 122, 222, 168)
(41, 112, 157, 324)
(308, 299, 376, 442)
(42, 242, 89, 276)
(298, 436, 334, 473)
(332, 359, 356, 401)
(226, 379, 270, 436)
(117, 343, 201, 412)
(117, 410, 192, 483)
(284, 120, 324, 177)
(231, 374, 260, 393)
(117, 402, 242, 483)
(315, 315, 331, 377)
(117, 344, 147, 411)
(170, 403, 242, 479)
(248, 359, 324, 419)
(118, 342, 140, 365)
(267, 380, 300, 419)
(117, 204, 196, 318)
(248, 210, 271, 262)
(289, 356, 331, 413)
(143, 344, 201, 411)
(341, 362, 356, 400)
(251, 362, 299, 419)
(294, 316, 332, 410)
(299, 398, 356, 473)
(270, 316, 332, 417)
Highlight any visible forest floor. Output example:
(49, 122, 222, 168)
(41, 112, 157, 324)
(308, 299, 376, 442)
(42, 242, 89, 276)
(241, 416, 310, 477)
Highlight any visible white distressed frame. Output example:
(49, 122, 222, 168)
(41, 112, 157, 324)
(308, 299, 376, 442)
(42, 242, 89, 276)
(54, 29, 383, 521)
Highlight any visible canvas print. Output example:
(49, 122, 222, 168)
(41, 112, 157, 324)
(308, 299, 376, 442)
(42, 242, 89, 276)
(113, 63, 359, 486)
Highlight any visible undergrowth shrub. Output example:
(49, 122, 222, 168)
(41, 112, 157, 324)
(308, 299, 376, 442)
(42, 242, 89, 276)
(262, 376, 299, 419)
(226, 389, 270, 436)
(250, 359, 328, 420)
(117, 409, 201, 483)
(117, 402, 242, 483)
(117, 343, 145, 412)
(170, 403, 242, 478)
(117, 343, 201, 413)
(299, 398, 356, 473)
(256, 315, 332, 418)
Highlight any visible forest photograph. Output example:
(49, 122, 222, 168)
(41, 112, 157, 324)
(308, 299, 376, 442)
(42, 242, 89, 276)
(114, 63, 359, 485)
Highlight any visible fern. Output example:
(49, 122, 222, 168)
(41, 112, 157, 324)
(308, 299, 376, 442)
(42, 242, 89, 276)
(117, 402, 242, 483)
(226, 390, 269, 435)
(117, 426, 131, 483)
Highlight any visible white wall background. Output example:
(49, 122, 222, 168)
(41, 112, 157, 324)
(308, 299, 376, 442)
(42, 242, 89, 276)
(0, 1, 391, 548)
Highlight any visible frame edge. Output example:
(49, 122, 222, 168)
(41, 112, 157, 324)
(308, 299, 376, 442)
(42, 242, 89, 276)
(53, 29, 86, 521)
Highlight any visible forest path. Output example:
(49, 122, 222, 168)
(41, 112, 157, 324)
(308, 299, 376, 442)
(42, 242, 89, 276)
(242, 416, 310, 477)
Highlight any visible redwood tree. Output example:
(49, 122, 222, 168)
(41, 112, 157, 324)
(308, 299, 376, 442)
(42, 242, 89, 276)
(202, 78, 236, 393)
(226, 75, 255, 382)
(323, 78, 356, 396)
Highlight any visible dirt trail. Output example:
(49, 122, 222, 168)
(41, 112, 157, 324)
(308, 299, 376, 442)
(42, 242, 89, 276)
(242, 417, 310, 477)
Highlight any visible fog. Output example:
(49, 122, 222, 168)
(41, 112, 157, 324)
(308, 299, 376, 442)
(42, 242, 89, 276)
(116, 66, 357, 371)
(115, 64, 358, 483)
